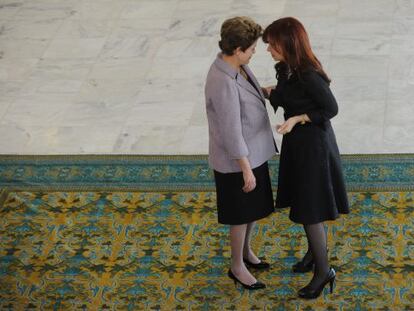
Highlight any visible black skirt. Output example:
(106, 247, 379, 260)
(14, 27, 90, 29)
(276, 122, 350, 224)
(214, 161, 274, 225)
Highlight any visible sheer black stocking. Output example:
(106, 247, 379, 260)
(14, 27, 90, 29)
(303, 222, 330, 289)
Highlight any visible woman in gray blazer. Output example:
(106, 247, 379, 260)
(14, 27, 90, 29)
(205, 16, 277, 290)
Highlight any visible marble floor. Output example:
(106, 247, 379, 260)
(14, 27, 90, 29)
(0, 0, 413, 154)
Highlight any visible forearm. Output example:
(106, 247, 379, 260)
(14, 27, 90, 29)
(295, 114, 311, 124)
(237, 157, 252, 173)
(292, 113, 312, 124)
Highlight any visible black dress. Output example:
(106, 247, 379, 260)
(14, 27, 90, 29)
(269, 64, 349, 225)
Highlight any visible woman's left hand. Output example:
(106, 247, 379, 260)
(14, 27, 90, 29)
(276, 116, 300, 135)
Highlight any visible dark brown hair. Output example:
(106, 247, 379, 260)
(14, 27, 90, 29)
(263, 17, 330, 82)
(219, 16, 262, 56)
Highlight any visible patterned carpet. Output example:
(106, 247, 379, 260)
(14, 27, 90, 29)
(0, 155, 413, 310)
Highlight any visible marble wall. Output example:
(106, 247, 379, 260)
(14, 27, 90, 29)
(0, 0, 413, 154)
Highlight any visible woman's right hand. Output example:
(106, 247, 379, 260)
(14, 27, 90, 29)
(242, 169, 256, 193)
(262, 86, 275, 99)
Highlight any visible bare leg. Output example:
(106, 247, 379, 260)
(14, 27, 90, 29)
(243, 221, 261, 264)
(230, 224, 257, 285)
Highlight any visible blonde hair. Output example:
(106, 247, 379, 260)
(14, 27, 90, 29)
(219, 16, 262, 55)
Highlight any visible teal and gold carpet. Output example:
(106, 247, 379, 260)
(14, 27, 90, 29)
(0, 155, 413, 310)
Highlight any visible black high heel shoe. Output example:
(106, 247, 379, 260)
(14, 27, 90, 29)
(292, 258, 314, 273)
(243, 258, 270, 270)
(227, 269, 266, 290)
(292, 248, 329, 273)
(298, 267, 336, 299)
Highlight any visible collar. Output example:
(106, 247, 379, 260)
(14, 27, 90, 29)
(213, 53, 239, 79)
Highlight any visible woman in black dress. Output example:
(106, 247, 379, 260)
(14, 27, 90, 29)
(262, 17, 350, 299)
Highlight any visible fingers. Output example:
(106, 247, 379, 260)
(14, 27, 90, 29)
(277, 124, 288, 134)
(242, 178, 256, 193)
(276, 122, 292, 134)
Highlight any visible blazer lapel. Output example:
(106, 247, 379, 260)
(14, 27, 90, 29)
(236, 75, 264, 103)
(242, 65, 266, 103)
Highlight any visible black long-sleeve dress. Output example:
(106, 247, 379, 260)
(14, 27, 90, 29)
(269, 64, 349, 224)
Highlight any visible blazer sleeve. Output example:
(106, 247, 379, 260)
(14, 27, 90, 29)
(302, 71, 338, 124)
(209, 78, 249, 159)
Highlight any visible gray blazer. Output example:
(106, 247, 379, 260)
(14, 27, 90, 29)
(205, 54, 277, 173)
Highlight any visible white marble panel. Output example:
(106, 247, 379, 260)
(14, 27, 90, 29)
(179, 125, 208, 154)
(113, 125, 152, 153)
(309, 35, 334, 56)
(146, 57, 211, 81)
(155, 36, 218, 59)
(99, 36, 163, 59)
(88, 58, 153, 81)
(14, 0, 76, 21)
(137, 79, 203, 104)
(388, 78, 414, 102)
(0, 39, 49, 59)
(0, 121, 32, 154)
(43, 38, 107, 59)
(54, 18, 117, 38)
(0, 99, 12, 121)
(332, 100, 386, 128)
(0, 58, 39, 81)
(338, 0, 394, 20)
(114, 125, 186, 154)
(19, 78, 84, 95)
(248, 54, 274, 82)
(393, 17, 414, 35)
(3, 93, 77, 127)
(178, 0, 232, 16)
(391, 35, 414, 55)
(329, 55, 389, 78)
(0, 1, 24, 20)
(336, 20, 392, 37)
(383, 124, 414, 153)
(283, 0, 339, 18)
(110, 18, 172, 38)
(248, 15, 281, 30)
(58, 100, 131, 127)
(299, 16, 338, 37)
(230, 0, 286, 16)
(394, 0, 414, 17)
(0, 18, 63, 39)
(0, 81, 24, 98)
(120, 0, 178, 20)
(388, 55, 414, 81)
(71, 0, 126, 20)
(165, 15, 224, 39)
(189, 102, 207, 126)
(76, 79, 143, 105)
(24, 125, 125, 154)
(125, 101, 194, 127)
(29, 59, 95, 81)
(332, 35, 391, 56)
(334, 125, 385, 154)
(330, 76, 388, 102)
(317, 54, 331, 72)
(385, 100, 414, 126)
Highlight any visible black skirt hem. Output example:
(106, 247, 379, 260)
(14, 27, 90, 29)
(218, 209, 274, 225)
